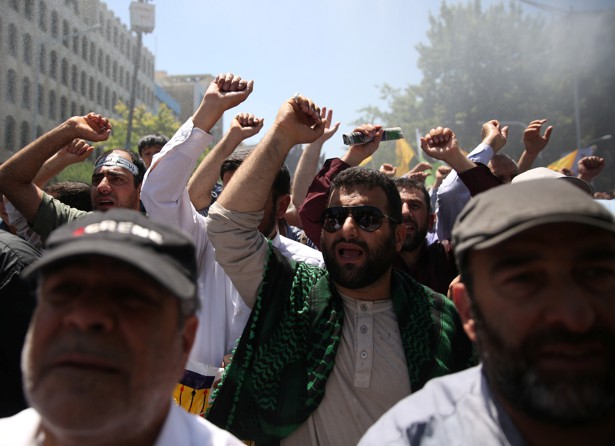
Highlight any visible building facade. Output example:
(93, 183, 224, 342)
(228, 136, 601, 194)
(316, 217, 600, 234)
(0, 0, 156, 160)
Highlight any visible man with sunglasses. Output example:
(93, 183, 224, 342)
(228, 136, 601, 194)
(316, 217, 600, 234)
(298, 124, 458, 295)
(205, 95, 474, 445)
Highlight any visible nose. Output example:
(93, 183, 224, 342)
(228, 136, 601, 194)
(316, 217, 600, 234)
(543, 279, 596, 333)
(96, 176, 111, 194)
(341, 214, 359, 238)
(62, 296, 115, 333)
(401, 202, 411, 218)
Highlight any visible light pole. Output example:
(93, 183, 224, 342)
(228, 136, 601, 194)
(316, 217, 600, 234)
(32, 24, 102, 140)
(125, 0, 155, 150)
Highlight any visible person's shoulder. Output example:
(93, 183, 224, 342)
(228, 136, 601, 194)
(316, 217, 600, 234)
(157, 403, 244, 446)
(0, 408, 41, 446)
(358, 366, 483, 446)
(275, 234, 324, 267)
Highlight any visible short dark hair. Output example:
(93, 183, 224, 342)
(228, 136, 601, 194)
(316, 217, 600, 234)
(137, 134, 168, 156)
(220, 148, 291, 198)
(94, 149, 147, 187)
(331, 167, 402, 224)
(44, 181, 92, 212)
(394, 177, 432, 215)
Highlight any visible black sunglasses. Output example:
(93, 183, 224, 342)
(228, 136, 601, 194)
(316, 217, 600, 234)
(321, 205, 400, 233)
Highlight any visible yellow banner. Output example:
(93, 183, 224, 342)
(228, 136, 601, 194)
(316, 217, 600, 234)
(395, 138, 415, 176)
(547, 149, 578, 172)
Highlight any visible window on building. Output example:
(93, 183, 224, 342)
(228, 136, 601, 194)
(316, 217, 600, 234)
(89, 42, 95, 65)
(8, 24, 18, 57)
(50, 51, 58, 79)
(21, 77, 31, 109)
(37, 84, 45, 115)
(48, 90, 57, 119)
(81, 36, 88, 60)
(23, 34, 33, 66)
(96, 82, 102, 106)
(25, 0, 34, 20)
(39, 2, 47, 31)
(39, 45, 46, 74)
(9, 0, 19, 12)
(7, 70, 17, 103)
(51, 11, 59, 38)
(113, 27, 118, 48)
(112, 92, 117, 109)
(72, 28, 79, 54)
(97, 49, 103, 71)
(5, 117, 16, 151)
(71, 65, 77, 90)
(79, 105, 85, 116)
(112, 61, 118, 82)
(20, 121, 31, 148)
(104, 87, 110, 109)
(70, 100, 77, 116)
(60, 96, 67, 120)
(120, 34, 125, 55)
(105, 54, 110, 76)
(62, 20, 69, 47)
(89, 76, 94, 101)
(36, 126, 44, 138)
(61, 58, 68, 86)
(80, 71, 86, 96)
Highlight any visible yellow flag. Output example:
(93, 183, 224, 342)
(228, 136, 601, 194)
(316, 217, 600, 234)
(395, 138, 415, 176)
(547, 149, 578, 172)
(359, 155, 373, 167)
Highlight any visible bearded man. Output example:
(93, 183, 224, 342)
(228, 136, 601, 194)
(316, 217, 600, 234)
(205, 94, 474, 445)
(360, 179, 615, 446)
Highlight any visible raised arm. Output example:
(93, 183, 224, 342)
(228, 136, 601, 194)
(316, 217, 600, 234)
(298, 124, 383, 247)
(517, 119, 553, 173)
(141, 73, 253, 246)
(577, 155, 605, 183)
(287, 107, 340, 227)
(187, 113, 264, 211)
(0, 113, 110, 223)
(217, 95, 325, 212)
(207, 94, 325, 303)
(432, 120, 507, 241)
(33, 139, 95, 188)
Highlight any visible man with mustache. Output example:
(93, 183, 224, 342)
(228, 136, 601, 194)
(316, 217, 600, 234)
(360, 179, 615, 445)
(205, 94, 474, 445)
(299, 131, 457, 295)
(0, 113, 146, 241)
(0, 209, 243, 445)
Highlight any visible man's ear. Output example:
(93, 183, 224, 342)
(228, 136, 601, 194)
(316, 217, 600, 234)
(451, 281, 477, 342)
(276, 194, 291, 219)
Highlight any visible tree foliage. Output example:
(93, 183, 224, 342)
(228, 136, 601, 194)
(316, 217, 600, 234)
(101, 101, 182, 151)
(358, 0, 615, 191)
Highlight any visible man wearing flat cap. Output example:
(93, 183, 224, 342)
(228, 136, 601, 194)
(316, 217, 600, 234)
(0, 209, 242, 446)
(360, 179, 615, 446)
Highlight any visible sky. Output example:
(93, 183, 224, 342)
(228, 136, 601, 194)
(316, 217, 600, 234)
(102, 0, 614, 159)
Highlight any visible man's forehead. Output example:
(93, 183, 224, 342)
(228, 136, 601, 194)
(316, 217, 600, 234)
(94, 151, 137, 176)
(328, 185, 385, 206)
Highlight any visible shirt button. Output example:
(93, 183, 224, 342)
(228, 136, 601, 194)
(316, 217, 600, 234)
(360, 351, 368, 359)
(360, 325, 368, 334)
(360, 304, 368, 312)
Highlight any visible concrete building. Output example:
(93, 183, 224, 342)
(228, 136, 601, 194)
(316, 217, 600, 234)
(155, 71, 223, 142)
(0, 0, 156, 161)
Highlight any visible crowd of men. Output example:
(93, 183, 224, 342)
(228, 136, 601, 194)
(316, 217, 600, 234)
(0, 73, 613, 446)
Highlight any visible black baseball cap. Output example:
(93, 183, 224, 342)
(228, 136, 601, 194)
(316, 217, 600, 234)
(453, 179, 615, 265)
(24, 209, 198, 303)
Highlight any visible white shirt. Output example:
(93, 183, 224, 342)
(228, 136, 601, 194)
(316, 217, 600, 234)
(141, 119, 324, 372)
(0, 403, 243, 446)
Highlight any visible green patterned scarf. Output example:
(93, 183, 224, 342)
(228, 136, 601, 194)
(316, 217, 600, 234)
(207, 243, 474, 443)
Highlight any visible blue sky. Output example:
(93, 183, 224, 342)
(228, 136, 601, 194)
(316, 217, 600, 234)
(103, 0, 613, 159)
